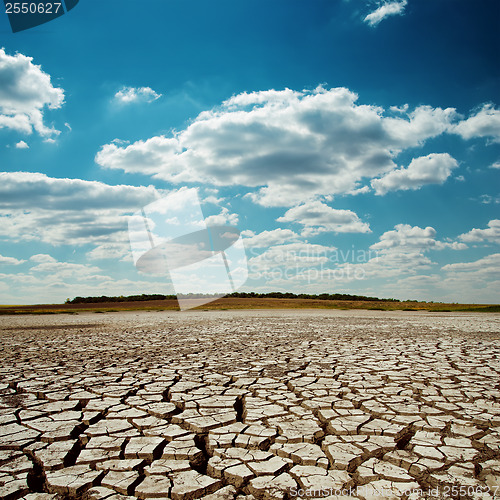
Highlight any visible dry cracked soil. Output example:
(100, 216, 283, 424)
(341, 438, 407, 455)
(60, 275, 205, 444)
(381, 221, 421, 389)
(0, 309, 499, 500)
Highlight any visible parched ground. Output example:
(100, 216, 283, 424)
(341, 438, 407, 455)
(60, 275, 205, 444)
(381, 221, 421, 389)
(0, 309, 499, 500)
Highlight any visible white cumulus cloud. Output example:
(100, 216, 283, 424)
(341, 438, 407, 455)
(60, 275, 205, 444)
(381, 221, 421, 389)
(371, 153, 458, 195)
(86, 242, 133, 261)
(204, 207, 239, 226)
(15, 140, 29, 149)
(452, 104, 500, 143)
(0, 254, 25, 265)
(242, 229, 301, 248)
(277, 200, 370, 235)
(459, 220, 500, 244)
(30, 254, 57, 263)
(442, 253, 500, 279)
(364, 0, 408, 27)
(0, 171, 163, 248)
(371, 224, 466, 252)
(0, 49, 64, 138)
(114, 86, 162, 104)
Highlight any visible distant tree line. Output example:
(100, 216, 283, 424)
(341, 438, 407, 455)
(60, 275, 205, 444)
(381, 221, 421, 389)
(66, 294, 177, 304)
(227, 292, 399, 301)
(67, 292, 399, 304)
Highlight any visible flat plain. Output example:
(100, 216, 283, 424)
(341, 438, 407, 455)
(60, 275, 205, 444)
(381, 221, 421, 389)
(0, 309, 499, 499)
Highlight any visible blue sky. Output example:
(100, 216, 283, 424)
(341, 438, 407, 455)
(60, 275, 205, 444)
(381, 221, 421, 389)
(0, 0, 499, 304)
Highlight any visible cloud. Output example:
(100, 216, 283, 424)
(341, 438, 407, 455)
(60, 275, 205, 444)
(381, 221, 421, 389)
(30, 254, 57, 263)
(86, 242, 133, 261)
(248, 242, 335, 276)
(204, 207, 239, 226)
(0, 253, 174, 304)
(459, 220, 500, 244)
(0, 171, 160, 211)
(364, 0, 408, 27)
(0, 254, 25, 265)
(337, 251, 434, 282)
(0, 171, 162, 246)
(442, 253, 500, 279)
(15, 140, 29, 149)
(97, 86, 460, 207)
(371, 224, 439, 251)
(114, 86, 162, 104)
(324, 224, 466, 287)
(97, 135, 181, 176)
(29, 258, 102, 279)
(371, 153, 458, 195)
(0, 49, 64, 138)
(277, 200, 370, 235)
(245, 240, 375, 293)
(491, 161, 500, 169)
(203, 195, 224, 205)
(452, 104, 500, 143)
(477, 194, 500, 205)
(371, 224, 466, 252)
(242, 229, 301, 248)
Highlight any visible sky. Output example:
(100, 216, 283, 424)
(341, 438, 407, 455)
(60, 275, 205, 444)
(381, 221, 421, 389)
(0, 0, 499, 305)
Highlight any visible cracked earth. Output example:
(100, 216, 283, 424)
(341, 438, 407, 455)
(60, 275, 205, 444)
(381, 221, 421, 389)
(0, 309, 499, 499)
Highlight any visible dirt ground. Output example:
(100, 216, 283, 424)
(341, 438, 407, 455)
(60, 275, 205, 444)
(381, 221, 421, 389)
(0, 309, 499, 499)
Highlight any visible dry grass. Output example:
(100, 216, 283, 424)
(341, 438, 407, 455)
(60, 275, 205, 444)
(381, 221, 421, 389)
(0, 297, 498, 315)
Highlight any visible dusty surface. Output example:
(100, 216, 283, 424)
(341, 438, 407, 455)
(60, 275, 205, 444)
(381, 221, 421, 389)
(0, 309, 499, 499)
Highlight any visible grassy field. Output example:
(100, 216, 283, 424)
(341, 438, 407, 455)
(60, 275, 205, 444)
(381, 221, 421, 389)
(0, 297, 499, 314)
